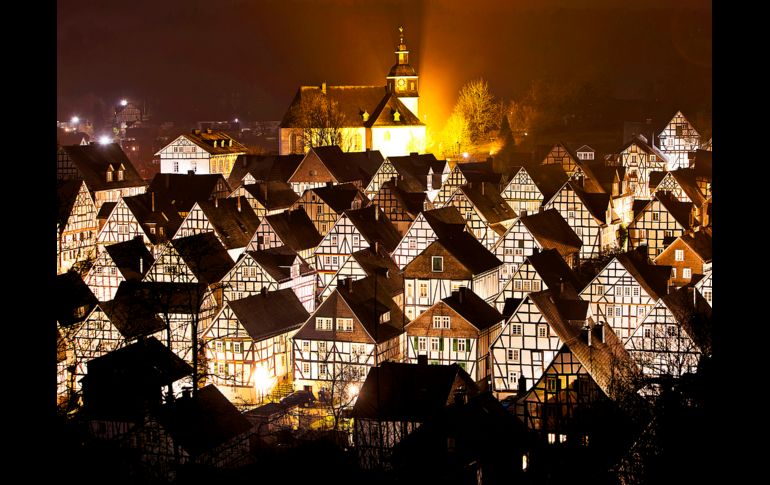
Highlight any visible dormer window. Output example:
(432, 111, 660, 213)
(393, 111, 401, 122)
(213, 140, 218, 148)
(117, 164, 125, 181)
(106, 164, 114, 182)
(432, 256, 443, 272)
(362, 110, 370, 122)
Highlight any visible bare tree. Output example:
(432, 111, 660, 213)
(454, 78, 498, 143)
(316, 344, 365, 434)
(290, 89, 350, 151)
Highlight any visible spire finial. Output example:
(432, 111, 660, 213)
(399, 25, 404, 43)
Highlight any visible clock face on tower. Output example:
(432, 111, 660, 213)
(397, 78, 406, 89)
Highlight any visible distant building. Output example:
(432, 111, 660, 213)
(657, 111, 701, 171)
(57, 180, 98, 274)
(279, 27, 425, 157)
(156, 129, 247, 178)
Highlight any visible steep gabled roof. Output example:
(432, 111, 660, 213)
(345, 205, 403, 253)
(531, 290, 636, 394)
(96, 201, 117, 221)
(171, 232, 235, 284)
(620, 134, 667, 160)
(157, 384, 252, 457)
(337, 275, 406, 343)
(351, 362, 478, 421)
(60, 143, 146, 192)
(459, 182, 517, 224)
(296, 145, 383, 186)
(264, 208, 323, 252)
(388, 153, 448, 192)
(660, 287, 713, 354)
(456, 160, 505, 186)
(654, 191, 694, 228)
(377, 179, 428, 217)
(442, 287, 503, 331)
(615, 252, 671, 300)
(527, 164, 570, 203)
(520, 209, 583, 260)
(422, 206, 468, 238)
(228, 154, 305, 187)
(226, 288, 310, 341)
(104, 236, 155, 281)
(172, 130, 247, 156)
(195, 197, 261, 250)
(57, 180, 89, 228)
(690, 149, 712, 179)
(281, 85, 389, 128)
(365, 93, 424, 127)
(148, 173, 231, 214)
(678, 230, 712, 263)
(311, 182, 369, 214)
(55, 272, 99, 327)
(122, 191, 184, 245)
(350, 246, 404, 295)
(525, 249, 582, 292)
(99, 296, 166, 341)
(417, 231, 502, 276)
(571, 182, 610, 224)
(246, 246, 313, 282)
(113, 280, 209, 318)
(669, 169, 706, 206)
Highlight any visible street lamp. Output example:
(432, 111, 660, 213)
(71, 116, 79, 125)
(120, 99, 128, 107)
(99, 135, 112, 145)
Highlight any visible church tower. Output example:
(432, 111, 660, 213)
(386, 26, 419, 117)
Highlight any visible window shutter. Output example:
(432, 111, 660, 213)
(439, 339, 444, 351)
(452, 339, 458, 352)
(413, 337, 418, 351)
(466, 339, 471, 351)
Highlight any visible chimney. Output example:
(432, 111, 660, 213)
(584, 323, 592, 347)
(261, 286, 268, 296)
(237, 197, 242, 212)
(375, 241, 380, 253)
(597, 321, 605, 343)
(188, 170, 195, 176)
(453, 388, 467, 406)
(151, 191, 155, 212)
(215, 198, 219, 208)
(481, 183, 485, 195)
(321, 82, 327, 94)
(181, 387, 192, 400)
(261, 183, 268, 202)
(458, 287, 465, 304)
(517, 375, 527, 398)
(139, 257, 143, 274)
(559, 277, 565, 296)
(417, 354, 428, 366)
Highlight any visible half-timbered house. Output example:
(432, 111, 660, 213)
(364, 152, 450, 201)
(173, 196, 260, 262)
(204, 288, 310, 405)
(657, 111, 701, 171)
(515, 318, 636, 438)
(544, 180, 618, 260)
(156, 129, 247, 178)
(286, 145, 384, 195)
(628, 191, 694, 258)
(57, 180, 98, 274)
(431, 160, 504, 208)
(147, 172, 231, 217)
(499, 166, 545, 217)
(293, 182, 369, 236)
(230, 181, 299, 219)
(219, 246, 316, 312)
(246, 207, 322, 262)
(320, 246, 403, 306)
(391, 206, 468, 270)
(492, 209, 582, 285)
(694, 270, 712, 307)
(227, 153, 304, 190)
(491, 286, 587, 398)
(541, 142, 580, 176)
(292, 275, 405, 395)
(352, 361, 478, 470)
(493, 249, 582, 311)
(617, 135, 668, 199)
(403, 287, 504, 383)
(654, 228, 712, 289)
(579, 250, 670, 342)
(96, 191, 183, 257)
(447, 182, 517, 250)
(402, 231, 501, 320)
(371, 178, 431, 235)
(85, 236, 154, 302)
(627, 287, 712, 381)
(314, 204, 402, 288)
(57, 142, 147, 209)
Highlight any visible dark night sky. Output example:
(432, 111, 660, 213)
(57, 0, 711, 129)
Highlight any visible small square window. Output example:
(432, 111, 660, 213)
(432, 256, 443, 272)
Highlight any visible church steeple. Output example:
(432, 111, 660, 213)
(386, 26, 419, 116)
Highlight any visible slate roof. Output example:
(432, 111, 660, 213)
(195, 197, 261, 250)
(311, 183, 369, 214)
(387, 153, 448, 192)
(60, 143, 147, 192)
(55, 271, 99, 327)
(653, 191, 694, 228)
(570, 182, 610, 225)
(264, 208, 323, 253)
(157, 384, 252, 457)
(245, 246, 314, 282)
(57, 180, 88, 228)
(525, 249, 582, 293)
(459, 182, 517, 224)
(614, 251, 671, 300)
(670, 169, 706, 206)
(164, 130, 247, 156)
(422, 206, 468, 239)
(621, 134, 668, 160)
(377, 179, 428, 217)
(351, 362, 478, 421)
(690, 149, 712, 179)
(241, 181, 299, 210)
(228, 154, 304, 188)
(122, 191, 184, 245)
(148, 173, 231, 214)
(456, 161, 505, 186)
(678, 230, 712, 263)
(366, 93, 423, 127)
(170, 232, 235, 284)
(530, 290, 636, 394)
(113, 280, 209, 320)
(226, 288, 310, 341)
(345, 205, 403, 253)
(104, 236, 155, 281)
(405, 231, 501, 276)
(297, 146, 383, 186)
(660, 287, 713, 355)
(350, 246, 404, 295)
(527, 164, 570, 203)
(519, 209, 583, 261)
(97, 201, 117, 221)
(442, 287, 503, 331)
(99, 297, 166, 341)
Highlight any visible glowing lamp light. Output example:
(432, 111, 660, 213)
(99, 135, 112, 145)
(120, 99, 128, 107)
(234, 118, 239, 123)
(462, 152, 469, 159)
(347, 382, 361, 402)
(71, 116, 79, 124)
(253, 366, 275, 396)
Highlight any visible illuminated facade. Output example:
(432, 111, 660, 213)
(279, 27, 425, 157)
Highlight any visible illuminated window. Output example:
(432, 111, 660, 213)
(675, 249, 684, 261)
(514, 280, 523, 291)
(301, 341, 310, 352)
(419, 283, 428, 298)
(652, 212, 659, 222)
(532, 280, 541, 291)
(633, 286, 640, 297)
(650, 155, 656, 162)
(683, 268, 692, 279)
(432, 315, 450, 329)
(331, 235, 337, 246)
(173, 161, 179, 173)
(430, 338, 439, 351)
(302, 362, 310, 375)
(418, 337, 427, 351)
(456, 339, 467, 352)
(336, 318, 353, 332)
(594, 284, 604, 295)
(546, 376, 558, 392)
(507, 349, 520, 362)
(384, 131, 391, 141)
(315, 317, 333, 331)
(607, 306, 614, 318)
(233, 342, 241, 353)
(509, 372, 519, 388)
(215, 341, 223, 353)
